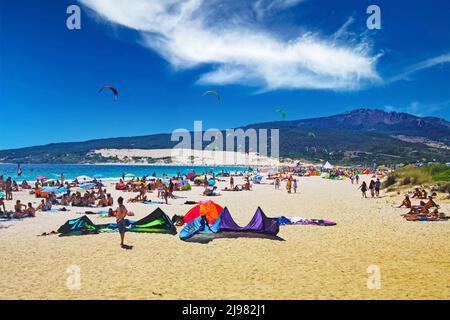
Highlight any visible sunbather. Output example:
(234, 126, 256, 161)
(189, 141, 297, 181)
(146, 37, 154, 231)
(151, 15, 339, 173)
(398, 195, 411, 208)
(425, 196, 438, 209)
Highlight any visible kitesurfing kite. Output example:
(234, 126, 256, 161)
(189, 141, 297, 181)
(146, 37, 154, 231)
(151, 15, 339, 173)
(203, 90, 220, 102)
(308, 132, 316, 138)
(98, 85, 119, 101)
(275, 108, 286, 120)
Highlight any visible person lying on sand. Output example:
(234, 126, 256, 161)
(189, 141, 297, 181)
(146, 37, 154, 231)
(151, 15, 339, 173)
(108, 207, 135, 218)
(398, 195, 411, 208)
(404, 208, 440, 221)
(127, 194, 148, 203)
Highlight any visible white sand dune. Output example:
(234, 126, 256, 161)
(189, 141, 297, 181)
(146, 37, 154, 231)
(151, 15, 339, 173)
(0, 175, 449, 300)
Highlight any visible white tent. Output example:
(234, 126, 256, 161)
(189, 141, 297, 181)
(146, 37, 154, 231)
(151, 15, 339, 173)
(323, 161, 334, 170)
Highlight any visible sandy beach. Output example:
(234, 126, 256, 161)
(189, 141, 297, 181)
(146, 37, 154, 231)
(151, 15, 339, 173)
(0, 174, 449, 300)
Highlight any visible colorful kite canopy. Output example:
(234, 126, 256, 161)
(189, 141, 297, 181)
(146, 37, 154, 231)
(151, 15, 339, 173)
(98, 85, 119, 100)
(182, 200, 223, 225)
(203, 90, 220, 102)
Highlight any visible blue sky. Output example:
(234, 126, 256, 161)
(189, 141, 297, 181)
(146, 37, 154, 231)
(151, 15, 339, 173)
(0, 0, 449, 149)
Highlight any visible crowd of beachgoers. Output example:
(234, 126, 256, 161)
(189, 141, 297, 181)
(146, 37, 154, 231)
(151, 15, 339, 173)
(0, 164, 447, 224)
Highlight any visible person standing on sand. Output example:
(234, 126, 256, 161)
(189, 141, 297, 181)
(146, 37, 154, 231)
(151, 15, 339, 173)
(359, 181, 368, 198)
(116, 196, 131, 249)
(61, 173, 65, 185)
(230, 176, 234, 189)
(369, 180, 375, 198)
(286, 177, 292, 193)
(355, 174, 360, 185)
(375, 178, 381, 197)
(293, 179, 298, 193)
(5, 178, 13, 200)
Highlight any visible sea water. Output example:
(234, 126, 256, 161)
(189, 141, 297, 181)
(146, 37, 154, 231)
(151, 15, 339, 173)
(0, 163, 250, 182)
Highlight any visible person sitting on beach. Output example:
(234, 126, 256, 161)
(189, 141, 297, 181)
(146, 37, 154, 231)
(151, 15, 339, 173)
(107, 193, 113, 206)
(425, 196, 438, 209)
(13, 200, 27, 218)
(0, 197, 6, 215)
(60, 194, 69, 206)
(411, 188, 421, 199)
(25, 203, 36, 217)
(36, 198, 52, 212)
(21, 180, 31, 190)
(97, 195, 109, 207)
(398, 195, 411, 208)
(421, 189, 427, 199)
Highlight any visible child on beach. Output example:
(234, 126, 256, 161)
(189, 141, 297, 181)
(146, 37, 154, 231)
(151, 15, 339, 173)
(293, 179, 298, 193)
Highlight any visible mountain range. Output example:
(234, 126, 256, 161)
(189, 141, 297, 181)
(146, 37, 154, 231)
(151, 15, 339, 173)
(1, 109, 449, 165)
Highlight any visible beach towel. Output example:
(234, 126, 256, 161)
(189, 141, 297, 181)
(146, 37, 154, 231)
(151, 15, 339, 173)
(277, 216, 336, 226)
(46, 208, 68, 213)
(84, 210, 109, 215)
(144, 201, 166, 205)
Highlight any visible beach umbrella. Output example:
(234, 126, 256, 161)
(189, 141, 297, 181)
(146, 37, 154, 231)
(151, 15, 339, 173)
(72, 187, 87, 193)
(125, 173, 135, 177)
(77, 175, 93, 182)
(36, 176, 48, 181)
(0, 192, 5, 197)
(44, 179, 57, 184)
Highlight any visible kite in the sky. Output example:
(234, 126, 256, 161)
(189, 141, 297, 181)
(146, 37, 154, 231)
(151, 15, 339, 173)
(203, 90, 220, 102)
(275, 108, 286, 119)
(98, 85, 119, 100)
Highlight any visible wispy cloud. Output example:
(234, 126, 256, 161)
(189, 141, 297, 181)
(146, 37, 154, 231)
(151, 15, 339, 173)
(79, 0, 381, 92)
(387, 53, 450, 84)
(384, 100, 450, 117)
(253, 0, 305, 20)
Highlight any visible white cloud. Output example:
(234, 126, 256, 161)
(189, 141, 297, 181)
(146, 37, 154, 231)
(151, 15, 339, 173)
(384, 100, 450, 117)
(79, 0, 381, 91)
(253, 0, 305, 19)
(388, 53, 450, 84)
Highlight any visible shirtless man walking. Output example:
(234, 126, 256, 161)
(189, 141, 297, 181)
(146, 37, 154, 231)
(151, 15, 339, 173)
(116, 197, 132, 249)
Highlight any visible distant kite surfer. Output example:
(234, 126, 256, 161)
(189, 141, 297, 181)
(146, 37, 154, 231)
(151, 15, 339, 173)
(17, 164, 22, 177)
